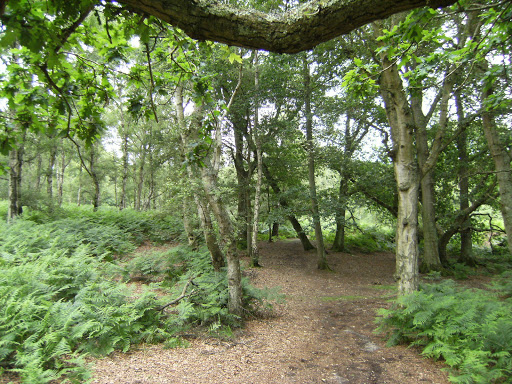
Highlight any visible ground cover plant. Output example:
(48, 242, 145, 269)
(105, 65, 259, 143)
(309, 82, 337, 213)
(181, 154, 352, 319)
(0, 208, 275, 383)
(377, 275, 512, 384)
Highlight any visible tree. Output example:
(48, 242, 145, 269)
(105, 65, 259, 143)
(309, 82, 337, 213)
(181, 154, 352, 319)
(303, 53, 329, 270)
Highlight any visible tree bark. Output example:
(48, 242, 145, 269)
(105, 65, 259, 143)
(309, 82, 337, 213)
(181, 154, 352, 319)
(118, 0, 456, 53)
(331, 176, 347, 252)
(120, 129, 129, 210)
(8, 142, 24, 221)
(89, 146, 101, 212)
(376, 22, 420, 295)
(47, 141, 57, 205)
(411, 95, 442, 272)
(455, 91, 474, 265)
(303, 55, 329, 270)
(251, 52, 263, 267)
(56, 140, 68, 207)
(481, 85, 512, 257)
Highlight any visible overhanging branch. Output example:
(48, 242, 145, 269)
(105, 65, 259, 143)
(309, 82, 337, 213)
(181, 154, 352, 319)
(117, 0, 457, 53)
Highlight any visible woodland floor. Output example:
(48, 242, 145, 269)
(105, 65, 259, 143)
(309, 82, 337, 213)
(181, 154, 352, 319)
(90, 239, 454, 384)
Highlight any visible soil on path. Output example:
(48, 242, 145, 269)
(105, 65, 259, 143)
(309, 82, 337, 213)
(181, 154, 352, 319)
(91, 240, 451, 384)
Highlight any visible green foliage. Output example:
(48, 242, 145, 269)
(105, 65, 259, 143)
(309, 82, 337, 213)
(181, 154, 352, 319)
(0, 220, 165, 383)
(130, 246, 283, 332)
(377, 280, 512, 383)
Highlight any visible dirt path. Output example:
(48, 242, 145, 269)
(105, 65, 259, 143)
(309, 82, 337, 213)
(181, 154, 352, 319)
(91, 240, 451, 384)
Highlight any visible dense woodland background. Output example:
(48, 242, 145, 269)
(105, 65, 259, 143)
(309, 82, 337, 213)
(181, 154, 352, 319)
(0, 0, 511, 382)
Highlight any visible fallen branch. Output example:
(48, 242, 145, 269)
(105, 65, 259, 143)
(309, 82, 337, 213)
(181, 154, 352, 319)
(158, 277, 197, 311)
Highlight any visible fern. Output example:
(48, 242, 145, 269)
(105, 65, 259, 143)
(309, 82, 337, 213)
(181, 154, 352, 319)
(377, 280, 512, 383)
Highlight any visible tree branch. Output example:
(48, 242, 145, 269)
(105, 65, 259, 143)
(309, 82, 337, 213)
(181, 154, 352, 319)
(118, 0, 457, 53)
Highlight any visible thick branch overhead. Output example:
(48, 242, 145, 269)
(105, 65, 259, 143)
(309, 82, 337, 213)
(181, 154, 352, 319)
(118, 0, 457, 53)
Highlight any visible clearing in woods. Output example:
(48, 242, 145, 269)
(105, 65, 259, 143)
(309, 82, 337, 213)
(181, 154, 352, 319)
(91, 239, 451, 384)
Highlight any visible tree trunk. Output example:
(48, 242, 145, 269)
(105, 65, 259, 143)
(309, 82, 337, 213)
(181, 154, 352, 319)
(77, 163, 82, 206)
(376, 23, 420, 295)
(331, 176, 347, 252)
(56, 141, 67, 207)
(136, 145, 146, 211)
(455, 91, 474, 265)
(35, 153, 42, 193)
(200, 165, 242, 315)
(250, 51, 263, 267)
(89, 146, 101, 212)
(175, 84, 239, 310)
(233, 119, 250, 249)
(197, 201, 225, 271)
(8, 141, 24, 221)
(481, 85, 512, 257)
(120, 130, 129, 210)
(47, 141, 57, 205)
(303, 55, 328, 270)
(411, 89, 442, 272)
